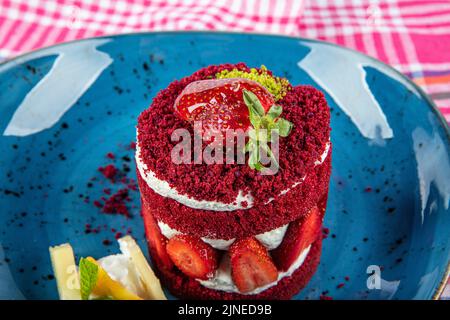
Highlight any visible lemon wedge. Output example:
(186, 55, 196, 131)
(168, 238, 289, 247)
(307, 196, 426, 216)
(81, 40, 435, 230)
(86, 257, 142, 300)
(49, 244, 81, 300)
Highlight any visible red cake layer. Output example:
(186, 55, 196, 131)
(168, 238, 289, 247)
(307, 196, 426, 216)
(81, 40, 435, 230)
(149, 236, 322, 300)
(137, 154, 331, 239)
(137, 63, 331, 207)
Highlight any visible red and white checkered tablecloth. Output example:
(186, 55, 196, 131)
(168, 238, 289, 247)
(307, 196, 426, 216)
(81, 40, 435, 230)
(0, 0, 449, 299)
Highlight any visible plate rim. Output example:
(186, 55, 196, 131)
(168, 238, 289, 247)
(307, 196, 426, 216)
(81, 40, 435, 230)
(1, 30, 448, 137)
(0, 30, 449, 300)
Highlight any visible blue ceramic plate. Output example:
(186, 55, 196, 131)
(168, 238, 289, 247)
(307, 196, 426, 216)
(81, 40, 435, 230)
(0, 32, 449, 300)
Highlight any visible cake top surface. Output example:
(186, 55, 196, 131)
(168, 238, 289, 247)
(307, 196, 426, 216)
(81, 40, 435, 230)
(136, 63, 330, 206)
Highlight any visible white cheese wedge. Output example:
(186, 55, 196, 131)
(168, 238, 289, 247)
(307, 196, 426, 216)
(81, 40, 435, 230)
(118, 236, 166, 300)
(49, 244, 81, 300)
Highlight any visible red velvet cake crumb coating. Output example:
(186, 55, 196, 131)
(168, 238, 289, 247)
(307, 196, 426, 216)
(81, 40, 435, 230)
(136, 63, 330, 206)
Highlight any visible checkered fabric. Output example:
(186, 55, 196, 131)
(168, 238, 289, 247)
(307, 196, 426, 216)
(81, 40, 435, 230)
(0, 0, 449, 299)
(0, 0, 449, 119)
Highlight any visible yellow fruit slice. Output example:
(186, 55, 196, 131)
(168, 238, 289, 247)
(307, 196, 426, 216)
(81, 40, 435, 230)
(118, 236, 167, 300)
(49, 244, 81, 300)
(86, 257, 142, 300)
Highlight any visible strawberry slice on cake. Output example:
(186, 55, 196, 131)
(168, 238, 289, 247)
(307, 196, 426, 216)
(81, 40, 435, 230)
(229, 238, 278, 293)
(142, 202, 173, 271)
(272, 206, 323, 271)
(166, 235, 219, 280)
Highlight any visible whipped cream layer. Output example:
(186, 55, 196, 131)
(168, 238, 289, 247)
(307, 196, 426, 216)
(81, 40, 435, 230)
(136, 140, 330, 212)
(158, 220, 288, 250)
(136, 143, 253, 210)
(198, 245, 311, 295)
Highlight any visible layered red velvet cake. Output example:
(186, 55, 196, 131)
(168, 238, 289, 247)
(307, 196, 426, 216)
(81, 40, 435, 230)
(136, 63, 331, 300)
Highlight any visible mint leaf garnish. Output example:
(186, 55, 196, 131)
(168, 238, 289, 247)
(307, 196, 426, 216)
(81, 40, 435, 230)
(243, 89, 293, 172)
(244, 140, 253, 153)
(79, 258, 99, 300)
(275, 118, 293, 137)
(267, 105, 282, 120)
(243, 90, 265, 117)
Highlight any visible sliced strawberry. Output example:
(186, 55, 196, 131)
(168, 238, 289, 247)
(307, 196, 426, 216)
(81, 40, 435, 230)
(272, 206, 322, 271)
(166, 235, 219, 280)
(174, 78, 274, 140)
(141, 204, 173, 270)
(229, 237, 278, 293)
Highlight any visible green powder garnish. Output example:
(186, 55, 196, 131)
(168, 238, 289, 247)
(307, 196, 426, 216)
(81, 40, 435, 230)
(215, 65, 290, 101)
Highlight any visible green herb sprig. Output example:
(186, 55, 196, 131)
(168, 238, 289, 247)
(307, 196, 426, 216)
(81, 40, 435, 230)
(79, 257, 99, 300)
(243, 90, 293, 171)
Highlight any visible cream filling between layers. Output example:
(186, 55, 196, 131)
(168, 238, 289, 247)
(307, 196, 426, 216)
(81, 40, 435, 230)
(136, 143, 254, 210)
(135, 140, 330, 211)
(158, 220, 288, 251)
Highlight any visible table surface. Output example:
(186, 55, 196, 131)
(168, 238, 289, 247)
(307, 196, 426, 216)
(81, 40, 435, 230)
(0, 0, 448, 299)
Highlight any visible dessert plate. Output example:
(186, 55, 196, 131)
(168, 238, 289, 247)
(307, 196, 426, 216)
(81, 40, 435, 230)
(0, 32, 449, 300)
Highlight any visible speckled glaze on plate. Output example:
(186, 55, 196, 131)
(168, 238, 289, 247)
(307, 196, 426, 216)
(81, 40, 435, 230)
(0, 32, 449, 300)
